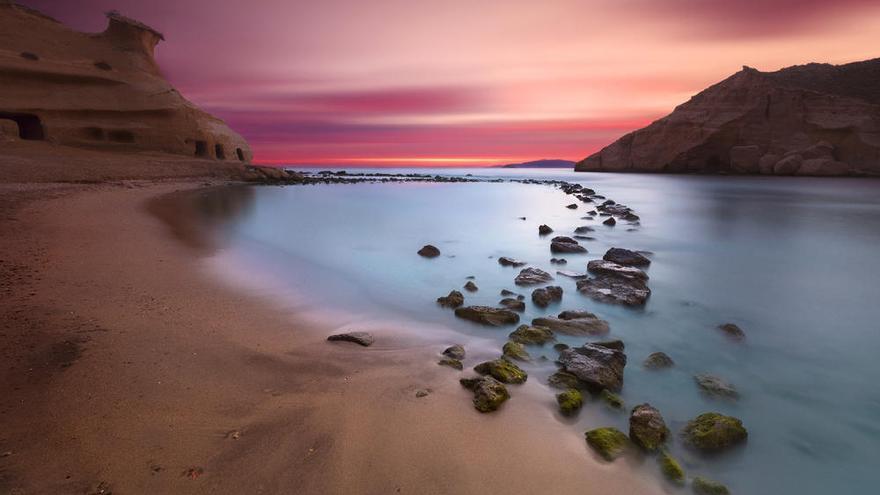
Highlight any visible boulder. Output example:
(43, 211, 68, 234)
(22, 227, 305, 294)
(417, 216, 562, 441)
(538, 224, 553, 235)
(499, 298, 526, 312)
(531, 286, 563, 308)
(576, 275, 651, 306)
(682, 413, 748, 451)
(498, 256, 527, 267)
(587, 260, 649, 281)
(417, 244, 441, 257)
(502, 341, 530, 361)
(585, 427, 630, 461)
(550, 237, 587, 254)
(532, 313, 609, 336)
(508, 325, 555, 345)
(629, 403, 669, 451)
(473, 358, 528, 384)
(557, 343, 627, 391)
(327, 332, 374, 347)
(460, 376, 510, 412)
(643, 352, 674, 369)
(694, 374, 739, 400)
(463, 281, 479, 292)
(692, 477, 731, 495)
(436, 290, 464, 308)
(442, 344, 465, 360)
(514, 267, 554, 286)
(454, 306, 520, 326)
(603, 247, 651, 267)
(658, 451, 685, 484)
(556, 389, 584, 416)
(717, 323, 745, 341)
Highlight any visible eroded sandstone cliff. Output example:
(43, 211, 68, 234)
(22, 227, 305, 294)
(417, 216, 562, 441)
(576, 59, 880, 176)
(0, 2, 251, 163)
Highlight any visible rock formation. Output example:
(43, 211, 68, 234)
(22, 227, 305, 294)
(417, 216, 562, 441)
(576, 59, 880, 176)
(0, 3, 251, 162)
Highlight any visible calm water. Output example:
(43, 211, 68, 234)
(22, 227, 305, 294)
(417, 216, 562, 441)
(189, 169, 880, 494)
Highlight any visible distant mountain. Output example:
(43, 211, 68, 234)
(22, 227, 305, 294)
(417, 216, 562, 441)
(498, 159, 575, 169)
(576, 58, 880, 176)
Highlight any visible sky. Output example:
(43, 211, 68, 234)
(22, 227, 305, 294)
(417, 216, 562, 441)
(21, 0, 880, 166)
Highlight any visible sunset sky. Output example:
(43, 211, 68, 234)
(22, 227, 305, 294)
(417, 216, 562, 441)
(23, 0, 880, 166)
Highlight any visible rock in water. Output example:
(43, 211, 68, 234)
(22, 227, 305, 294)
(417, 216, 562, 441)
(593, 339, 625, 351)
(460, 376, 510, 412)
(438, 357, 463, 370)
(442, 344, 465, 360)
(587, 260, 648, 281)
(538, 224, 553, 235)
(531, 286, 563, 308)
(557, 343, 627, 391)
(682, 413, 748, 451)
(502, 341, 530, 361)
(454, 306, 520, 326)
(498, 256, 527, 267)
(566, 203, 578, 209)
(694, 374, 739, 400)
(436, 290, 464, 308)
(600, 389, 624, 410)
(576, 275, 651, 306)
(575, 60, 880, 176)
(473, 358, 528, 384)
(327, 332, 374, 347)
(585, 427, 630, 461)
(629, 404, 669, 451)
(717, 323, 746, 341)
(514, 267, 554, 286)
(499, 298, 526, 312)
(603, 247, 651, 267)
(550, 236, 587, 254)
(531, 312, 609, 336)
(643, 352, 674, 369)
(692, 477, 731, 495)
(418, 244, 441, 257)
(658, 451, 685, 484)
(603, 217, 616, 226)
(508, 325, 555, 345)
(556, 389, 584, 416)
(574, 225, 594, 234)
(463, 280, 479, 292)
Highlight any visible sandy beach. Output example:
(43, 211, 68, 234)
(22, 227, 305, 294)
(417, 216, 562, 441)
(0, 165, 662, 494)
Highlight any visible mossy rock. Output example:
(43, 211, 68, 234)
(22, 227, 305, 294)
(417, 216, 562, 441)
(438, 357, 463, 370)
(548, 370, 582, 390)
(682, 412, 748, 451)
(585, 427, 629, 461)
(600, 389, 624, 410)
(508, 324, 555, 345)
(692, 476, 730, 495)
(629, 403, 669, 451)
(502, 341, 531, 361)
(658, 450, 685, 484)
(643, 351, 674, 369)
(474, 358, 528, 384)
(556, 389, 583, 416)
(460, 376, 510, 412)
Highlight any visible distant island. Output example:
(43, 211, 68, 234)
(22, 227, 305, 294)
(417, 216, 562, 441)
(576, 58, 880, 176)
(497, 159, 575, 169)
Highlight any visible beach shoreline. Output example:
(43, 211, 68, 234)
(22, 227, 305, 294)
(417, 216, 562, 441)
(0, 175, 661, 494)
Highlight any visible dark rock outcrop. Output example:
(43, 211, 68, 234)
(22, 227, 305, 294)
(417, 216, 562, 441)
(576, 59, 880, 176)
(531, 286, 562, 308)
(514, 267, 554, 286)
(437, 290, 464, 308)
(454, 306, 520, 326)
(629, 403, 669, 451)
(498, 256, 527, 267)
(538, 224, 553, 235)
(550, 236, 588, 254)
(532, 312, 609, 336)
(418, 245, 441, 257)
(576, 274, 651, 306)
(557, 343, 627, 392)
(460, 376, 510, 412)
(603, 248, 651, 267)
(499, 298, 526, 312)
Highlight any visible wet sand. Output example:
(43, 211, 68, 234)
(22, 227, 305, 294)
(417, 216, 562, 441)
(0, 177, 662, 494)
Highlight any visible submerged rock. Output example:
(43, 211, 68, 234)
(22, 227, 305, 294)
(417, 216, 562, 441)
(601, 389, 624, 410)
(508, 325, 555, 345)
(692, 477, 731, 495)
(454, 306, 520, 326)
(550, 257, 567, 265)
(603, 247, 651, 267)
(587, 260, 649, 281)
(717, 323, 746, 341)
(499, 298, 526, 312)
(574, 225, 594, 234)
(576, 275, 651, 306)
(682, 413, 748, 451)
(442, 344, 465, 360)
(327, 332, 374, 347)
(437, 290, 464, 308)
(658, 451, 685, 484)
(556, 389, 584, 416)
(418, 244, 441, 257)
(643, 352, 674, 369)
(538, 224, 553, 235)
(585, 427, 630, 461)
(463, 280, 479, 292)
(531, 286, 563, 308)
(460, 376, 510, 412)
(474, 358, 528, 384)
(629, 403, 669, 451)
(498, 256, 527, 267)
(500, 289, 520, 297)
(532, 312, 609, 336)
(558, 343, 627, 391)
(694, 374, 739, 400)
(502, 341, 530, 361)
(438, 357, 463, 370)
(515, 267, 554, 286)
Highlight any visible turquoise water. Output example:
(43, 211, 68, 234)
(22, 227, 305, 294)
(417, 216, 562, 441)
(191, 169, 880, 494)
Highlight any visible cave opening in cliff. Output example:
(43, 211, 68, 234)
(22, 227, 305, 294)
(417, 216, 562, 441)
(215, 144, 226, 160)
(194, 140, 208, 157)
(0, 112, 45, 140)
(236, 148, 244, 161)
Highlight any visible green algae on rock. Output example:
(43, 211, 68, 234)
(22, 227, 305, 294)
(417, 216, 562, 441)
(473, 358, 528, 384)
(508, 324, 555, 345)
(629, 403, 669, 451)
(548, 370, 582, 390)
(459, 376, 510, 412)
(643, 351, 674, 369)
(682, 412, 748, 451)
(438, 357, 463, 370)
(556, 389, 583, 416)
(585, 427, 629, 461)
(600, 389, 624, 410)
(502, 341, 530, 361)
(658, 450, 685, 484)
(692, 476, 731, 495)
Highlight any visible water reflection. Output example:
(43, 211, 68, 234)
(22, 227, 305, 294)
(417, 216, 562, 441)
(148, 185, 254, 251)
